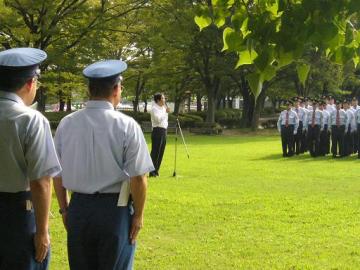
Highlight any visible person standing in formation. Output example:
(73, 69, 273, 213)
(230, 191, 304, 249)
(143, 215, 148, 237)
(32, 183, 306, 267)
(293, 99, 306, 155)
(330, 101, 348, 158)
(343, 100, 356, 156)
(277, 100, 299, 157)
(319, 102, 331, 156)
(305, 100, 323, 157)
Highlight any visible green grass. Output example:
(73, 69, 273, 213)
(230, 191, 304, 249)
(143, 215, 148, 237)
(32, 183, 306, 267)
(50, 131, 360, 269)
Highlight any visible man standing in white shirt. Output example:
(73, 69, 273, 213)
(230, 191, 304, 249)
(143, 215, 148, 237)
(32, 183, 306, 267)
(150, 93, 170, 177)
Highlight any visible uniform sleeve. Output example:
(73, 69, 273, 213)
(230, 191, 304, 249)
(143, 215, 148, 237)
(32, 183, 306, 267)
(25, 113, 62, 181)
(303, 112, 308, 130)
(277, 114, 281, 132)
(294, 112, 299, 133)
(123, 120, 155, 177)
(53, 119, 65, 177)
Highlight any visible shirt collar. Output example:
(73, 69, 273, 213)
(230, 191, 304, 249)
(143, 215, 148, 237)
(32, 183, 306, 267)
(86, 100, 115, 110)
(0, 90, 25, 105)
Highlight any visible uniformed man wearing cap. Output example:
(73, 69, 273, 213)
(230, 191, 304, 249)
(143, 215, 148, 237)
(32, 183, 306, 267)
(299, 98, 309, 153)
(344, 100, 356, 156)
(355, 103, 360, 158)
(304, 100, 323, 157)
(330, 101, 348, 158)
(53, 60, 154, 269)
(293, 99, 306, 155)
(277, 100, 299, 157)
(319, 102, 331, 156)
(351, 97, 359, 154)
(0, 48, 62, 269)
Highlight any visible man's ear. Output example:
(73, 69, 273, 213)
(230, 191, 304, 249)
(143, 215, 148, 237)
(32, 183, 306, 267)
(25, 78, 35, 92)
(113, 84, 121, 97)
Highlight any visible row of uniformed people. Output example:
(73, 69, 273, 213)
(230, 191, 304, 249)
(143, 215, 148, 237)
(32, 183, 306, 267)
(277, 98, 360, 158)
(0, 48, 154, 269)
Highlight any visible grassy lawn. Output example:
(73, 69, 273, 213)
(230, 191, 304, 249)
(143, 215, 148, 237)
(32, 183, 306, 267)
(50, 131, 360, 270)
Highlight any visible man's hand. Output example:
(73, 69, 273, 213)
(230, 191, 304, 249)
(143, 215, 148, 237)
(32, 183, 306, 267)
(166, 107, 170, 113)
(34, 231, 50, 262)
(129, 174, 147, 245)
(61, 211, 68, 231)
(129, 214, 143, 245)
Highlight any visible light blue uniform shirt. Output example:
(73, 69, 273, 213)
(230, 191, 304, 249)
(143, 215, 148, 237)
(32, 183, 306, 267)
(54, 101, 154, 194)
(355, 109, 360, 124)
(277, 110, 299, 133)
(305, 109, 323, 130)
(321, 110, 331, 129)
(293, 107, 306, 123)
(0, 91, 62, 192)
(346, 109, 356, 132)
(330, 109, 347, 126)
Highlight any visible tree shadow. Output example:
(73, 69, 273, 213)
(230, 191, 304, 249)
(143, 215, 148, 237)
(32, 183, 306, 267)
(255, 153, 360, 162)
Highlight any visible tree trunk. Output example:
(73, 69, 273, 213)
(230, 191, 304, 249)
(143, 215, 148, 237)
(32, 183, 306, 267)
(35, 87, 46, 112)
(251, 88, 267, 130)
(59, 101, 65, 111)
(206, 91, 216, 123)
(196, 94, 202, 111)
(174, 97, 181, 115)
(144, 100, 147, 113)
(66, 98, 72, 112)
(133, 73, 145, 113)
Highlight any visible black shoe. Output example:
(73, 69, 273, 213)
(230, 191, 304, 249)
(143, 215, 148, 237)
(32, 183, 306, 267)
(149, 172, 157, 178)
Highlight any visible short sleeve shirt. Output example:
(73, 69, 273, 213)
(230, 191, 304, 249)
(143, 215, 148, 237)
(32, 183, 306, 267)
(54, 100, 154, 193)
(0, 91, 62, 192)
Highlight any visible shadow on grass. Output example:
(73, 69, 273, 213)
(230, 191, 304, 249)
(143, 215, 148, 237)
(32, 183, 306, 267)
(255, 153, 360, 162)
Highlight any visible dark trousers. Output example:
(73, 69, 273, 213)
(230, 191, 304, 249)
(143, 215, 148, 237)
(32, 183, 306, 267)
(331, 125, 345, 157)
(150, 127, 167, 175)
(67, 193, 135, 270)
(0, 192, 50, 270)
(344, 127, 354, 156)
(353, 128, 358, 154)
(294, 121, 303, 155)
(300, 129, 307, 153)
(358, 124, 360, 158)
(281, 125, 294, 157)
(319, 125, 330, 156)
(307, 125, 320, 157)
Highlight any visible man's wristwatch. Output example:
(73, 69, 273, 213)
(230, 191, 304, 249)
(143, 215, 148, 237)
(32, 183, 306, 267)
(59, 207, 68, 215)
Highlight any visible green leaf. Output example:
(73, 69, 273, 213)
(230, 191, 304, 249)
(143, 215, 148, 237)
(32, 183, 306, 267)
(262, 65, 277, 81)
(194, 15, 212, 31)
(240, 18, 251, 38)
(353, 54, 360, 68)
(254, 48, 274, 71)
(235, 49, 258, 68)
(214, 17, 225, 28)
(296, 63, 310, 86)
(266, 1, 279, 16)
(246, 72, 264, 100)
(277, 50, 293, 68)
(222, 27, 243, 52)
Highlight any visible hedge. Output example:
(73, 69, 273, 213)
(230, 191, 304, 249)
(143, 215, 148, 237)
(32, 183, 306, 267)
(43, 109, 242, 130)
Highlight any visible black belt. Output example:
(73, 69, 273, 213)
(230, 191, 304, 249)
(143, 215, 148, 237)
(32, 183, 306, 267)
(0, 191, 31, 201)
(72, 192, 119, 199)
